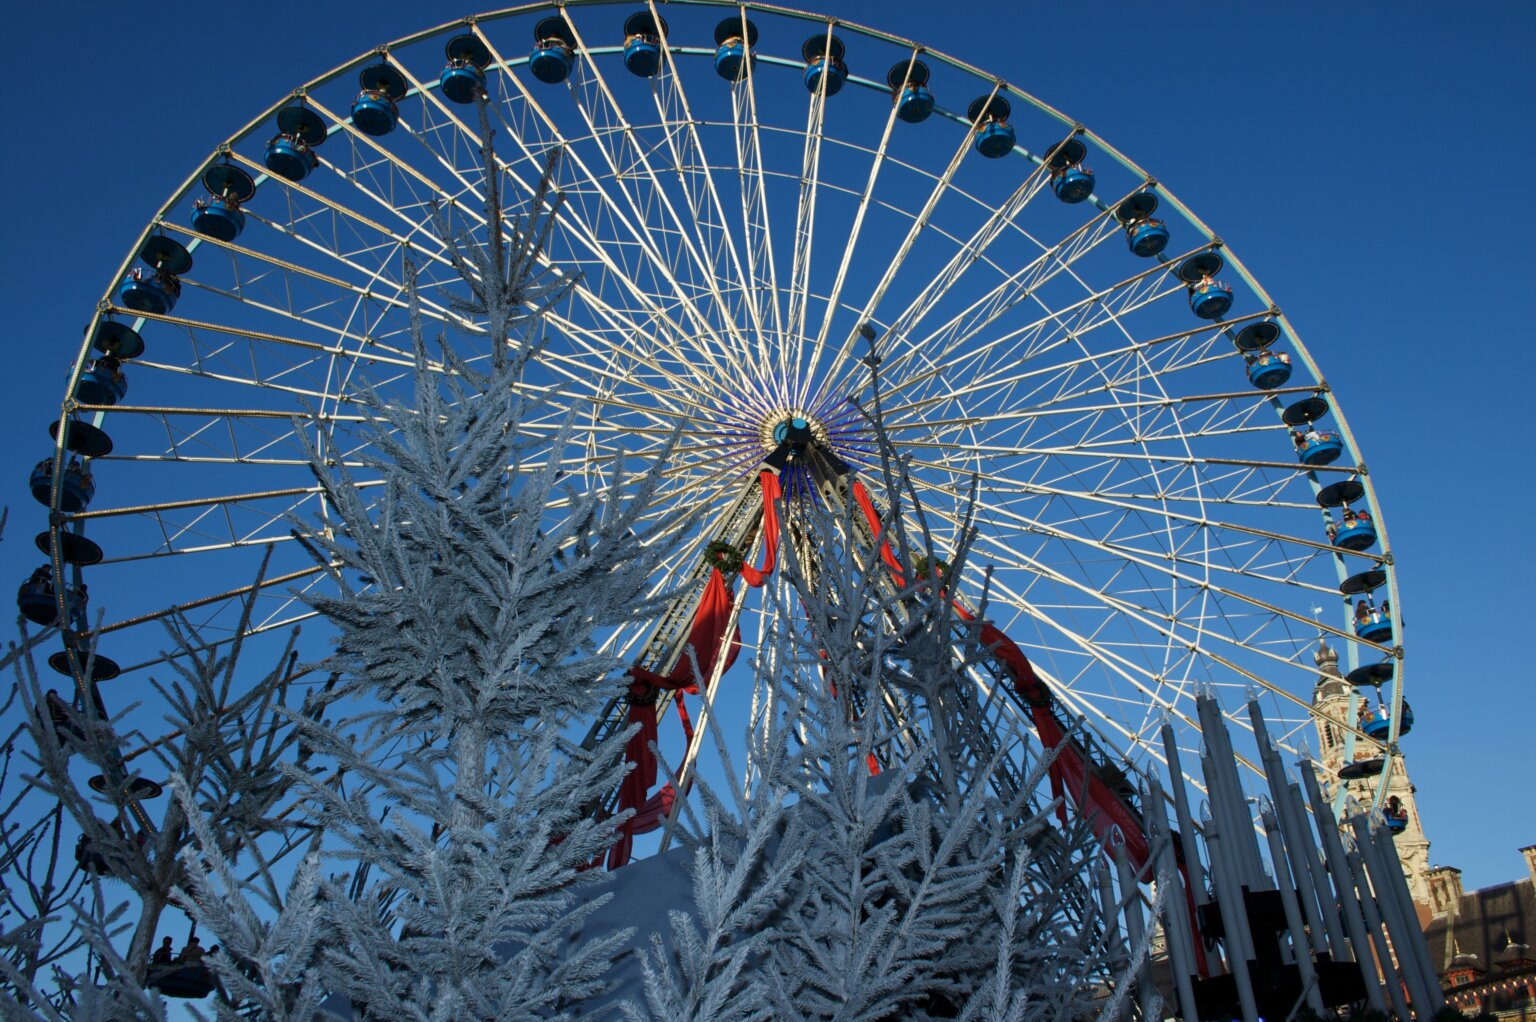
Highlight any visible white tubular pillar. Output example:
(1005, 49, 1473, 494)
(1146, 774, 1201, 1022)
(1262, 807, 1325, 1014)
(1299, 762, 1385, 1011)
(1347, 841, 1412, 1022)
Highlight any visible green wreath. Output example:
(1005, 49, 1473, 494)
(704, 539, 745, 575)
(912, 554, 951, 581)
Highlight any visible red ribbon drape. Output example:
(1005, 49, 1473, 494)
(611, 568, 744, 868)
(740, 471, 781, 588)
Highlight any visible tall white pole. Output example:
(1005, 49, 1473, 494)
(1205, 822, 1261, 1022)
(1147, 774, 1201, 1022)
(1347, 842, 1412, 1021)
(1161, 721, 1211, 911)
(1262, 807, 1326, 1013)
(1299, 760, 1385, 1012)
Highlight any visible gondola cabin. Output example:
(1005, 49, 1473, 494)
(190, 197, 244, 242)
(1116, 192, 1168, 256)
(1044, 138, 1094, 203)
(1297, 429, 1343, 466)
(1362, 701, 1413, 740)
(74, 359, 127, 406)
(1188, 278, 1233, 320)
(1355, 608, 1391, 643)
(1176, 252, 1232, 319)
(1246, 350, 1292, 389)
(802, 33, 847, 95)
(1333, 511, 1377, 551)
(713, 17, 758, 81)
(623, 12, 668, 77)
(119, 269, 180, 315)
(16, 566, 85, 628)
(440, 35, 492, 103)
(192, 163, 256, 241)
(30, 458, 94, 513)
(351, 64, 408, 136)
(968, 95, 1015, 158)
(530, 17, 578, 83)
(1126, 219, 1170, 257)
(264, 106, 326, 182)
(1383, 800, 1409, 834)
(887, 59, 933, 123)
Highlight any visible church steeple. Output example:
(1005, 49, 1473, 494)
(1309, 640, 1434, 907)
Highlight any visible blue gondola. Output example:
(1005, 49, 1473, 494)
(264, 135, 318, 181)
(1188, 278, 1233, 319)
(1296, 429, 1343, 466)
(713, 17, 758, 81)
(967, 95, 1015, 158)
(1044, 139, 1094, 203)
(1246, 350, 1292, 389)
(1126, 218, 1170, 257)
(1362, 700, 1413, 740)
(193, 163, 255, 242)
(885, 59, 933, 122)
(623, 12, 668, 78)
(441, 35, 492, 104)
(119, 268, 180, 315)
(1115, 192, 1169, 256)
(265, 107, 326, 182)
(1333, 512, 1377, 551)
(1354, 610, 1391, 643)
(1383, 800, 1409, 834)
(191, 197, 244, 241)
(1052, 166, 1095, 203)
(530, 39, 574, 83)
(74, 359, 128, 407)
(17, 566, 84, 628)
(802, 33, 847, 96)
(530, 17, 577, 83)
(148, 961, 216, 1000)
(30, 459, 94, 513)
(351, 64, 408, 136)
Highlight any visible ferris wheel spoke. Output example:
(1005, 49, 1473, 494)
(847, 186, 1139, 403)
(903, 473, 1387, 694)
(820, 132, 1064, 402)
(800, 50, 911, 394)
(381, 53, 726, 389)
(783, 25, 840, 409)
(644, 16, 775, 385)
(873, 252, 1233, 419)
(730, 53, 788, 364)
(810, 83, 1005, 404)
(899, 456, 1351, 594)
(488, 21, 766, 398)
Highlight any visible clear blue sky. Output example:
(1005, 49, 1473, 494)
(2, 0, 1531, 901)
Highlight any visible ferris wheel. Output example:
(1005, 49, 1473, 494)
(28, 0, 1411, 859)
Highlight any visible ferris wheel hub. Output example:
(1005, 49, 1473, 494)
(761, 409, 830, 452)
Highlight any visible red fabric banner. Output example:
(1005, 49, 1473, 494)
(612, 569, 741, 868)
(740, 471, 781, 588)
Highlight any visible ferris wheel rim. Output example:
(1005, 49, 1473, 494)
(42, 0, 1406, 816)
